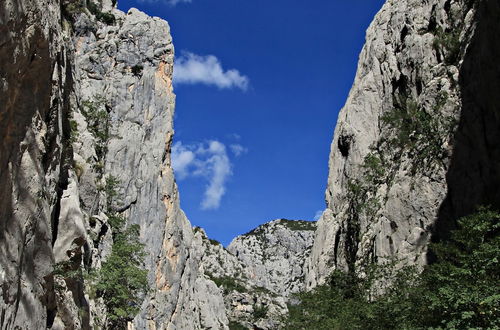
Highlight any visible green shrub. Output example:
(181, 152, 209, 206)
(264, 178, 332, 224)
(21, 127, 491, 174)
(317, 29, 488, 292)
(284, 207, 500, 329)
(87, 1, 116, 25)
(381, 95, 455, 175)
(62, 1, 85, 21)
(208, 275, 247, 294)
(91, 175, 148, 328)
(69, 119, 79, 144)
(433, 27, 461, 65)
(94, 223, 148, 328)
(252, 304, 268, 320)
(280, 219, 316, 231)
(81, 97, 110, 164)
(228, 321, 247, 330)
(102, 175, 120, 210)
(416, 207, 500, 328)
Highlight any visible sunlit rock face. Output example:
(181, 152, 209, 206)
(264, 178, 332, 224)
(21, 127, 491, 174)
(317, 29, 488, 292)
(195, 219, 316, 329)
(228, 219, 316, 297)
(0, 1, 228, 328)
(306, 0, 500, 289)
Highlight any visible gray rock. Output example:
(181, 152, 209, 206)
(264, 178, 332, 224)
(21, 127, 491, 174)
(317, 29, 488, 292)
(306, 0, 500, 289)
(228, 219, 316, 297)
(194, 220, 315, 329)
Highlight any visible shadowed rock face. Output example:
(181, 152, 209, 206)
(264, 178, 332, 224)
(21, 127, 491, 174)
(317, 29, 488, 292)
(0, 0, 75, 328)
(435, 0, 500, 245)
(306, 0, 500, 289)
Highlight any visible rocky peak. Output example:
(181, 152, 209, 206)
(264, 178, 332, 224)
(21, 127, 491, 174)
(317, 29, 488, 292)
(228, 219, 316, 296)
(193, 220, 315, 329)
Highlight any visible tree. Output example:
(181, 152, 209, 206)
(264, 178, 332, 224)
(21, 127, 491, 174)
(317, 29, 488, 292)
(284, 207, 500, 329)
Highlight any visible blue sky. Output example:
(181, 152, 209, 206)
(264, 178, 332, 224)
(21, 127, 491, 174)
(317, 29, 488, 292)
(118, 0, 385, 245)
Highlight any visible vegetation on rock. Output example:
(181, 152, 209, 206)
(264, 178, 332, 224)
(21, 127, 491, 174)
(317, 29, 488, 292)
(285, 207, 500, 329)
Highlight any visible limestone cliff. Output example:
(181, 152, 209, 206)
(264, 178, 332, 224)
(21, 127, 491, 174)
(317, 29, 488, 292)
(306, 0, 500, 288)
(0, 1, 228, 328)
(195, 219, 315, 329)
(0, 0, 76, 328)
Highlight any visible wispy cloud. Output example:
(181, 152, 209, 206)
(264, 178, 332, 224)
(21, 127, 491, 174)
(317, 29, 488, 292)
(172, 140, 238, 210)
(174, 52, 249, 90)
(313, 210, 323, 221)
(230, 144, 248, 157)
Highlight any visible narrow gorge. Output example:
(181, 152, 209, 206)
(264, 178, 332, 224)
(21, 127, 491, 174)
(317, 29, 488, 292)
(0, 0, 498, 329)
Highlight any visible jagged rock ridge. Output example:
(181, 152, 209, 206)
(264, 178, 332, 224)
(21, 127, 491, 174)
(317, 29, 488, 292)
(196, 219, 316, 329)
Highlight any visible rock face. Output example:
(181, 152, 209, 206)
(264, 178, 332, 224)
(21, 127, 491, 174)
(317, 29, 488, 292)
(1, 1, 228, 329)
(196, 219, 316, 329)
(228, 219, 316, 297)
(0, 0, 75, 328)
(306, 0, 500, 288)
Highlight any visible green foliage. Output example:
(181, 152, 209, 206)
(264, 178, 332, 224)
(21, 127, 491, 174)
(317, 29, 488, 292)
(87, 1, 116, 25)
(208, 275, 247, 294)
(381, 95, 455, 175)
(433, 27, 461, 65)
(69, 119, 79, 144)
(279, 219, 317, 231)
(62, 1, 85, 21)
(284, 207, 500, 329)
(416, 207, 500, 328)
(346, 151, 386, 218)
(228, 321, 248, 330)
(100, 175, 120, 210)
(209, 238, 222, 246)
(91, 176, 148, 328)
(94, 224, 148, 328)
(53, 260, 84, 281)
(81, 97, 110, 164)
(252, 304, 269, 320)
(107, 213, 126, 232)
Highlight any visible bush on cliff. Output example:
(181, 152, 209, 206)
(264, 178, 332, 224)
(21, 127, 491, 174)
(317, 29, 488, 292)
(94, 213, 149, 328)
(284, 207, 500, 329)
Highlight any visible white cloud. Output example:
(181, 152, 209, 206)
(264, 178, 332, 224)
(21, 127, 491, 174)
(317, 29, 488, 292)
(174, 52, 249, 90)
(230, 144, 248, 157)
(171, 143, 195, 179)
(171, 140, 235, 210)
(313, 210, 324, 221)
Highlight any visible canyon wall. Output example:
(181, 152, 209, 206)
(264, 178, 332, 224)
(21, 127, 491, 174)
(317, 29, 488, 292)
(306, 0, 500, 288)
(0, 1, 228, 328)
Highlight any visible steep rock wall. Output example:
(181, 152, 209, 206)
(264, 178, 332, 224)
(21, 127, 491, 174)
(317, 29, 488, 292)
(306, 0, 500, 288)
(0, 1, 229, 328)
(0, 0, 76, 328)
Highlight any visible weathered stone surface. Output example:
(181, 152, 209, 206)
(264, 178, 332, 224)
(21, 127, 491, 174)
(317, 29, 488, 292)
(1, 0, 229, 328)
(306, 0, 500, 289)
(72, 5, 229, 329)
(193, 220, 315, 329)
(0, 0, 74, 327)
(228, 219, 316, 297)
